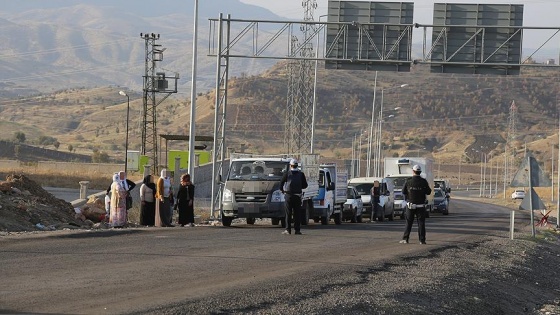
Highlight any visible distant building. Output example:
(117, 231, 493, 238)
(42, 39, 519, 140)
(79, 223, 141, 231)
(546, 59, 555, 65)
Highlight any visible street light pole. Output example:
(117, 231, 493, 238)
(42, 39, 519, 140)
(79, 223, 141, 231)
(188, 0, 199, 180)
(367, 72, 378, 177)
(312, 15, 327, 154)
(119, 91, 130, 174)
(376, 84, 407, 177)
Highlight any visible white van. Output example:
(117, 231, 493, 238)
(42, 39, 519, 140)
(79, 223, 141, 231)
(347, 177, 395, 221)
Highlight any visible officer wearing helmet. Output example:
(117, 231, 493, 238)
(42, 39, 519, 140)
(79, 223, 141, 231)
(280, 158, 308, 235)
(400, 164, 431, 244)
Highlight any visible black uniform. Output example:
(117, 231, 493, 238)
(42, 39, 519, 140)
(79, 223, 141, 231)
(280, 168, 308, 234)
(370, 186, 381, 221)
(401, 174, 432, 243)
(176, 182, 195, 226)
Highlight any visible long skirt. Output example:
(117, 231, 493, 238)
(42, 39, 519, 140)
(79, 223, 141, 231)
(155, 197, 172, 227)
(140, 201, 156, 226)
(109, 200, 127, 228)
(178, 202, 194, 225)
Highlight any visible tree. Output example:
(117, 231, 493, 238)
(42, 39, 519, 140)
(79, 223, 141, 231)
(14, 132, 26, 143)
(53, 141, 60, 150)
(67, 144, 74, 152)
(92, 150, 110, 163)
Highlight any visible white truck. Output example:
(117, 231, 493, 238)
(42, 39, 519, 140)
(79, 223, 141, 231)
(312, 164, 348, 225)
(384, 157, 435, 217)
(221, 154, 320, 227)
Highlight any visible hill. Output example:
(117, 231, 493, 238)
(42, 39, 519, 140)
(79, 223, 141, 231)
(0, 63, 559, 181)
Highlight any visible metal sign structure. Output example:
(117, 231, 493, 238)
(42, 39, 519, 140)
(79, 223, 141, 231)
(325, 1, 414, 72)
(418, 3, 524, 75)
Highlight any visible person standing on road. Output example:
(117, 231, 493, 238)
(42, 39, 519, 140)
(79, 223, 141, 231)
(370, 180, 381, 222)
(139, 174, 156, 226)
(175, 173, 195, 227)
(109, 173, 127, 228)
(280, 159, 308, 235)
(400, 165, 431, 244)
(155, 169, 174, 227)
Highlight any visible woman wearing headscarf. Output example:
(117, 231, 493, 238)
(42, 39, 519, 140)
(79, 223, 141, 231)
(109, 173, 127, 228)
(155, 169, 174, 227)
(139, 174, 156, 226)
(176, 173, 195, 227)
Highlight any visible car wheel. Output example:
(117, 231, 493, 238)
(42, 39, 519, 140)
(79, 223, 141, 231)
(378, 206, 385, 222)
(246, 218, 256, 225)
(334, 210, 342, 225)
(351, 208, 357, 223)
(301, 201, 311, 226)
(357, 214, 363, 223)
(271, 218, 280, 225)
(222, 216, 233, 227)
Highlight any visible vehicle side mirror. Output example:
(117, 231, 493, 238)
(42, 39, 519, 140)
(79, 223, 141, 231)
(328, 182, 335, 191)
(217, 174, 222, 183)
(447, 188, 451, 193)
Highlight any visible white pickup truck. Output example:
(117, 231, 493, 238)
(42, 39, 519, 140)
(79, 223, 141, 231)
(221, 154, 320, 227)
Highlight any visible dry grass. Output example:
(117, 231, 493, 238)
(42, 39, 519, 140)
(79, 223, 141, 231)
(0, 169, 143, 190)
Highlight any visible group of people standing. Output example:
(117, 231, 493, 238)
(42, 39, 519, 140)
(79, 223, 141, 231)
(106, 169, 195, 228)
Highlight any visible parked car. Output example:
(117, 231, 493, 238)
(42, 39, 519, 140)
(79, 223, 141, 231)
(343, 186, 364, 223)
(392, 189, 407, 219)
(511, 189, 525, 200)
(433, 188, 449, 215)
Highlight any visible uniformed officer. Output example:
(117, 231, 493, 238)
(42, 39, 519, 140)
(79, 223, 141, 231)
(280, 159, 308, 235)
(400, 164, 431, 244)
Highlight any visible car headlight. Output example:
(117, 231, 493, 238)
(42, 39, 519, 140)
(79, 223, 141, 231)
(223, 188, 233, 202)
(271, 190, 285, 203)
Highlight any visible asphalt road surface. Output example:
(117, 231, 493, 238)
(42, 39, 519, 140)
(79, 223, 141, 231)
(0, 197, 525, 314)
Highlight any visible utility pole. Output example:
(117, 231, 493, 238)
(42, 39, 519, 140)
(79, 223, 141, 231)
(284, 0, 317, 154)
(140, 33, 179, 175)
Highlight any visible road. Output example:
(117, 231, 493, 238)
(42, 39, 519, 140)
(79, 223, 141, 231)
(0, 198, 524, 314)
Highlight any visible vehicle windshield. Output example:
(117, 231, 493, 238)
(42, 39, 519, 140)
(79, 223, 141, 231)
(353, 183, 373, 195)
(387, 177, 409, 189)
(434, 189, 444, 198)
(346, 188, 355, 199)
(227, 160, 288, 181)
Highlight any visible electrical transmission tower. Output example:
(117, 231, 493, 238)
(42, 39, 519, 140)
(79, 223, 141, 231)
(140, 33, 179, 174)
(505, 100, 518, 185)
(284, 0, 317, 154)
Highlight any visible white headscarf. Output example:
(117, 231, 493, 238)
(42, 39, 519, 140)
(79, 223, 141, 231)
(160, 169, 168, 179)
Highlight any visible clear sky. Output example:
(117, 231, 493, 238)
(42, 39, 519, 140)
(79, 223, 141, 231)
(239, 0, 560, 56)
(239, 0, 559, 25)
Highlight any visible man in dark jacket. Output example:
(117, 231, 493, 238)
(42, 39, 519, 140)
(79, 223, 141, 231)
(280, 159, 308, 235)
(400, 165, 432, 244)
(370, 180, 381, 222)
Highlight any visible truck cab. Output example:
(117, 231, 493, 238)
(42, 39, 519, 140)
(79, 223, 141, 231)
(221, 154, 319, 227)
(312, 164, 348, 225)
